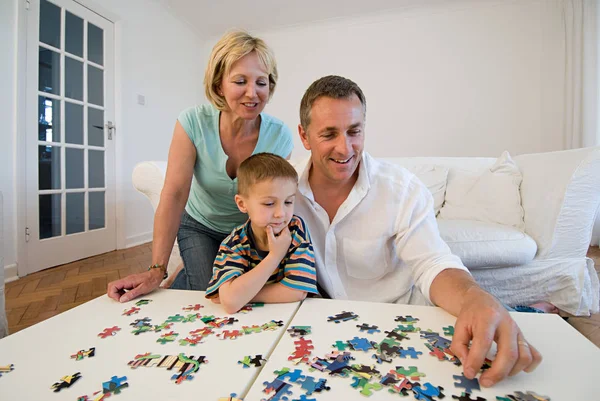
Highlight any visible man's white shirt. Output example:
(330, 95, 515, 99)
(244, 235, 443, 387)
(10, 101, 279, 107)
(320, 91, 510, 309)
(293, 152, 469, 305)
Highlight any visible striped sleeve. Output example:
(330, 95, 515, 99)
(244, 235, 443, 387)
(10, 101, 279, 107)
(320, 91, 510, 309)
(205, 242, 248, 298)
(279, 216, 319, 294)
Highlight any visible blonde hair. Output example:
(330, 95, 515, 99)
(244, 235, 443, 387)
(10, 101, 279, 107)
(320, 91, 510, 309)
(204, 30, 278, 111)
(237, 153, 298, 196)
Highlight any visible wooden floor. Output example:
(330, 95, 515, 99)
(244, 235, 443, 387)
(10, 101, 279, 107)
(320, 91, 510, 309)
(4, 244, 600, 341)
(5, 243, 151, 334)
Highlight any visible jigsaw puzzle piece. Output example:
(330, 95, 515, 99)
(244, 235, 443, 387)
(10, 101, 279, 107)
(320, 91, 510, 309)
(348, 337, 376, 352)
(332, 340, 349, 351)
(443, 325, 455, 336)
(399, 347, 423, 359)
(262, 378, 293, 401)
(275, 368, 305, 383)
(351, 376, 383, 396)
(453, 373, 481, 394)
(102, 375, 129, 395)
(395, 365, 426, 380)
(452, 392, 487, 401)
(98, 326, 120, 338)
(51, 372, 82, 392)
(0, 364, 15, 378)
(412, 382, 445, 401)
(298, 375, 330, 395)
(327, 310, 359, 323)
(291, 395, 316, 401)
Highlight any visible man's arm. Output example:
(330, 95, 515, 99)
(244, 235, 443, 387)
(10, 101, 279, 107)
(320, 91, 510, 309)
(395, 178, 541, 386)
(430, 268, 542, 387)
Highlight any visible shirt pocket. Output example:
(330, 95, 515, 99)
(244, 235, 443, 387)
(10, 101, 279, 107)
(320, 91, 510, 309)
(342, 237, 390, 280)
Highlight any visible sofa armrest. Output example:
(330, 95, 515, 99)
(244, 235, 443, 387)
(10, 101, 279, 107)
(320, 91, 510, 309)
(132, 161, 168, 211)
(131, 161, 183, 281)
(515, 146, 600, 258)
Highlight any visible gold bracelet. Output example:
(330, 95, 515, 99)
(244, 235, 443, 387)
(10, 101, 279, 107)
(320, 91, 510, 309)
(148, 264, 168, 280)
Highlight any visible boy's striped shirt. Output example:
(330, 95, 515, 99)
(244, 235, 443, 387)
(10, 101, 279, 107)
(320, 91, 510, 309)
(205, 215, 318, 298)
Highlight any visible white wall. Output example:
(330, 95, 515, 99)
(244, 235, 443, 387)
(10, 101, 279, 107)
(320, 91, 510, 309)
(255, 0, 570, 159)
(92, 0, 205, 247)
(1, 0, 19, 272)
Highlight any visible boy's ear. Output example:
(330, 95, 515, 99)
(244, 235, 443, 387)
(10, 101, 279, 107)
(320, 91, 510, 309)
(234, 194, 248, 214)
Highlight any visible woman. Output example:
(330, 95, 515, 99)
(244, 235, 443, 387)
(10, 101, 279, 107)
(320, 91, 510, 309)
(107, 30, 293, 302)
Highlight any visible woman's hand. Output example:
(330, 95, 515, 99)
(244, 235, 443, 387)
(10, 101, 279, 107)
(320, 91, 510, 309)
(107, 269, 163, 303)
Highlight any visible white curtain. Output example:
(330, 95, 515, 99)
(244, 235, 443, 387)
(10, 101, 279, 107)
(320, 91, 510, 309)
(542, 0, 598, 150)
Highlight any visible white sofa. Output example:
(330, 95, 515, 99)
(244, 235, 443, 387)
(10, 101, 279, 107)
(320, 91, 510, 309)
(132, 147, 600, 316)
(1, 192, 9, 338)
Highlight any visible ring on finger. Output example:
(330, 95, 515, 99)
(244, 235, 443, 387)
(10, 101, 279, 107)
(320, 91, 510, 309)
(517, 339, 530, 348)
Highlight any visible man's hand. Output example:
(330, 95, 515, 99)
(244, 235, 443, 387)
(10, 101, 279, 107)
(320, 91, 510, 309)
(450, 286, 542, 387)
(266, 225, 292, 261)
(107, 269, 163, 303)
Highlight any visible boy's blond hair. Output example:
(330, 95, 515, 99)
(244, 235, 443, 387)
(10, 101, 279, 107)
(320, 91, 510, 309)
(237, 153, 298, 196)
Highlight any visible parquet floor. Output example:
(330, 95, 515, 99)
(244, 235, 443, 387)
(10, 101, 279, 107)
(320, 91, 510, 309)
(5, 243, 151, 334)
(4, 244, 600, 346)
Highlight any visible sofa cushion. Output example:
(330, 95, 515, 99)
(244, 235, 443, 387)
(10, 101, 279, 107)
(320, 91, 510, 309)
(437, 219, 537, 269)
(405, 165, 448, 216)
(439, 151, 525, 230)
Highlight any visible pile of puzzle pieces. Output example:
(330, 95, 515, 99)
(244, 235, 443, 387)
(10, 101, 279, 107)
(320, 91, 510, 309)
(217, 320, 284, 341)
(452, 390, 550, 401)
(262, 362, 449, 399)
(179, 327, 214, 346)
(127, 353, 208, 384)
(420, 329, 461, 365)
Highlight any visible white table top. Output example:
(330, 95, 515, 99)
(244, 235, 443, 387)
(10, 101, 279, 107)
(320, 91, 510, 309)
(245, 298, 600, 401)
(0, 289, 300, 400)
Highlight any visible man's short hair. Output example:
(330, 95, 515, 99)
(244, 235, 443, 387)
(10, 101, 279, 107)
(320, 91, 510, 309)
(237, 153, 298, 196)
(204, 30, 278, 111)
(299, 75, 367, 129)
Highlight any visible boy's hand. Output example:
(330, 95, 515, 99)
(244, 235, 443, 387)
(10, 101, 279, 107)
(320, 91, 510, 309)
(266, 225, 292, 261)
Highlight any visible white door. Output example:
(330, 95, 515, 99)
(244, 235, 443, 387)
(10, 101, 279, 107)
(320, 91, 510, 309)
(24, 0, 116, 275)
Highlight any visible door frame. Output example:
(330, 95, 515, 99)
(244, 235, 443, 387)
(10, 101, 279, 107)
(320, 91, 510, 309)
(16, 0, 126, 278)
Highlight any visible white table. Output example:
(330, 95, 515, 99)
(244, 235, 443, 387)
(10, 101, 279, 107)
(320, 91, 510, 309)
(245, 298, 600, 401)
(0, 289, 300, 400)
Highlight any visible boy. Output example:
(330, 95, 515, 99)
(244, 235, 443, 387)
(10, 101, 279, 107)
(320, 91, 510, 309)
(205, 153, 319, 313)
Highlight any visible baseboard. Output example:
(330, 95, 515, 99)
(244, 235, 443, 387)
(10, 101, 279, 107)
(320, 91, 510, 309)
(4, 264, 19, 283)
(592, 236, 600, 247)
(124, 231, 152, 249)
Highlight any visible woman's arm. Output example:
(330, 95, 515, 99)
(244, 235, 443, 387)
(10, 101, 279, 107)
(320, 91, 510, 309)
(107, 121, 195, 302)
(151, 121, 196, 268)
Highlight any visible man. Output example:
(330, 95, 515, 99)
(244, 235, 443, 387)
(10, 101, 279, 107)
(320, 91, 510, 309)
(293, 75, 541, 387)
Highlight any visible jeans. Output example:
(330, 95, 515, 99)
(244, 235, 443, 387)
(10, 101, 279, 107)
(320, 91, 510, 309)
(170, 211, 229, 291)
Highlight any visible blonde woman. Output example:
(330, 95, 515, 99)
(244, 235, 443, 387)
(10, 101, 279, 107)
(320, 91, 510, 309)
(108, 30, 292, 302)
